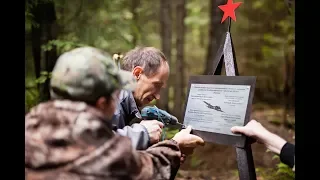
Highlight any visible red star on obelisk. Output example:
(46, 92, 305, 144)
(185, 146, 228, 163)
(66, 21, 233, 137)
(218, 0, 242, 23)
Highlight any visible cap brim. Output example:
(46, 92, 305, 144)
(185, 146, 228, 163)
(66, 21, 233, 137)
(118, 70, 137, 92)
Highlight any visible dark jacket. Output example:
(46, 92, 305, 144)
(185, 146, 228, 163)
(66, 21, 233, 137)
(280, 142, 295, 171)
(25, 100, 181, 180)
(112, 90, 150, 150)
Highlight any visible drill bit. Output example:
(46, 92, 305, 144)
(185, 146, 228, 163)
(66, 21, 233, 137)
(176, 122, 186, 129)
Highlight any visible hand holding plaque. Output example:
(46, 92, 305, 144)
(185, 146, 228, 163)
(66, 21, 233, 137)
(172, 125, 205, 155)
(231, 120, 287, 154)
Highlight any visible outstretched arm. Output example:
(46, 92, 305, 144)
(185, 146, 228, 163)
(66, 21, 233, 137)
(72, 126, 204, 180)
(231, 120, 295, 168)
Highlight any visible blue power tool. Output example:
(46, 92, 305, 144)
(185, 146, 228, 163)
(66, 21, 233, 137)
(141, 105, 185, 127)
(141, 106, 186, 140)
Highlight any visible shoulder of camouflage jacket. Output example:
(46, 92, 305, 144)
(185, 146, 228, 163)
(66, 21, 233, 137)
(26, 135, 181, 180)
(25, 100, 114, 169)
(26, 135, 141, 180)
(25, 100, 182, 180)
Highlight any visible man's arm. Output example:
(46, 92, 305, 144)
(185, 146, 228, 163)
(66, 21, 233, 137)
(231, 120, 295, 170)
(113, 105, 164, 150)
(113, 90, 151, 150)
(133, 139, 181, 180)
(71, 135, 181, 180)
(116, 123, 150, 150)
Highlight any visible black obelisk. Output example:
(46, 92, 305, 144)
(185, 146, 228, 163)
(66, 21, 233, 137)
(211, 18, 257, 180)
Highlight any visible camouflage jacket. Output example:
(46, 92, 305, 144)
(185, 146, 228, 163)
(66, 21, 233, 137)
(25, 100, 181, 180)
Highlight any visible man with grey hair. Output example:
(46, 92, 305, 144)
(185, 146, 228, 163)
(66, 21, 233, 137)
(113, 46, 171, 150)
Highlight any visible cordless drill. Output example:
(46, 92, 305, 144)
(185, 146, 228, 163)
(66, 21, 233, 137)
(141, 105, 186, 128)
(141, 105, 186, 140)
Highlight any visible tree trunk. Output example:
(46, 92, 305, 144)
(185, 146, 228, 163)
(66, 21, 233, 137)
(203, 0, 227, 75)
(157, 0, 172, 112)
(31, 1, 58, 101)
(199, 28, 205, 48)
(173, 0, 186, 121)
(131, 0, 140, 46)
(31, 25, 42, 90)
(283, 42, 295, 128)
(43, 2, 58, 101)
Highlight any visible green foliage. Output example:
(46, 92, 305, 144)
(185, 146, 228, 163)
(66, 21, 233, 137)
(26, 71, 51, 87)
(26, 0, 295, 107)
(25, 71, 52, 112)
(52, 0, 162, 52)
(164, 127, 179, 140)
(185, 1, 209, 27)
(276, 161, 295, 178)
(25, 1, 38, 31)
(25, 0, 54, 32)
(257, 153, 294, 180)
(269, 119, 282, 126)
(190, 155, 203, 168)
(25, 11, 38, 31)
(42, 40, 88, 54)
(232, 0, 295, 104)
(25, 86, 39, 112)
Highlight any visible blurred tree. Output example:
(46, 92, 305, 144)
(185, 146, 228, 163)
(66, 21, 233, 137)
(25, 0, 295, 122)
(282, 0, 295, 126)
(131, 0, 141, 46)
(30, 0, 57, 101)
(204, 0, 227, 75)
(157, 0, 172, 112)
(174, 0, 186, 121)
(236, 0, 294, 105)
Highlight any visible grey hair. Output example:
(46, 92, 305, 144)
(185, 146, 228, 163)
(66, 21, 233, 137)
(121, 46, 167, 76)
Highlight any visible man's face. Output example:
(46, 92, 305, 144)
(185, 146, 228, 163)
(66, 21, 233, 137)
(133, 61, 169, 107)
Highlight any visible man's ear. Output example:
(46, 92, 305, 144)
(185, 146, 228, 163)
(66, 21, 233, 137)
(132, 66, 143, 80)
(96, 96, 116, 119)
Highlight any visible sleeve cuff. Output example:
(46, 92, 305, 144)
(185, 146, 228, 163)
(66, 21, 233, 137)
(280, 142, 295, 168)
(137, 123, 151, 147)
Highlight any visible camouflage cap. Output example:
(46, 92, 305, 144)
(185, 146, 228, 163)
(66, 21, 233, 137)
(50, 46, 136, 103)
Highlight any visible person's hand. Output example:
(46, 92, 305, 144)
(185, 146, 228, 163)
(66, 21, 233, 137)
(172, 126, 205, 156)
(140, 120, 164, 144)
(231, 120, 269, 143)
(231, 119, 287, 154)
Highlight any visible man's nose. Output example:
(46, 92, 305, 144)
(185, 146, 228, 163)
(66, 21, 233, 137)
(154, 93, 160, 100)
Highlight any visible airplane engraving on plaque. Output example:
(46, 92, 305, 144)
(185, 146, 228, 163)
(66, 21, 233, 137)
(203, 101, 224, 112)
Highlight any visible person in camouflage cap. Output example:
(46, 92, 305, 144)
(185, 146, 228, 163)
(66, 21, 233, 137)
(49, 46, 136, 104)
(25, 46, 205, 180)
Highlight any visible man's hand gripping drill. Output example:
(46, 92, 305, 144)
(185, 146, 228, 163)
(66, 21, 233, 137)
(141, 105, 186, 131)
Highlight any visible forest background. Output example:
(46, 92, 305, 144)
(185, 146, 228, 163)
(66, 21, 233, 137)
(25, 0, 295, 179)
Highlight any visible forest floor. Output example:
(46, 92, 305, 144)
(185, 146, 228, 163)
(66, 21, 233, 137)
(174, 104, 295, 180)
